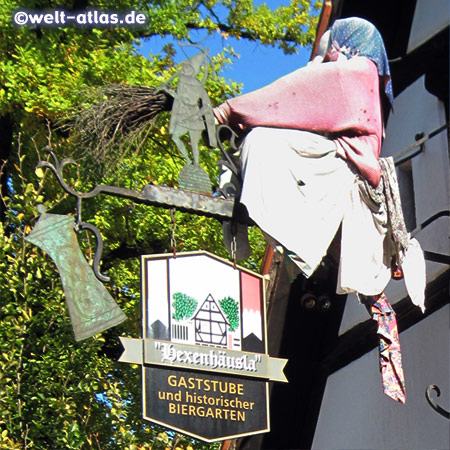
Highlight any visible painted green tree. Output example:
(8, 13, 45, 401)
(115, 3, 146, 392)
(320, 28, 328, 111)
(219, 297, 239, 332)
(172, 292, 198, 321)
(0, 0, 321, 448)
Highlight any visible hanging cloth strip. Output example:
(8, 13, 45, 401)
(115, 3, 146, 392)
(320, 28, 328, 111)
(358, 156, 409, 267)
(357, 156, 426, 312)
(378, 158, 410, 262)
(370, 292, 406, 403)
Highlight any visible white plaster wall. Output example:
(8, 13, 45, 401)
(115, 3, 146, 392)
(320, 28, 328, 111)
(407, 0, 449, 52)
(339, 76, 449, 335)
(338, 293, 370, 334)
(313, 306, 450, 450)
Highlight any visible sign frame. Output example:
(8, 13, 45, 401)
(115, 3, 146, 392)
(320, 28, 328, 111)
(120, 250, 287, 442)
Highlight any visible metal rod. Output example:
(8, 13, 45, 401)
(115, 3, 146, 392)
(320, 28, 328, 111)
(394, 123, 448, 166)
(38, 149, 235, 221)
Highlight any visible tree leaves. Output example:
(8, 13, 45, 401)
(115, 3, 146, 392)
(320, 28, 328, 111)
(0, 0, 319, 448)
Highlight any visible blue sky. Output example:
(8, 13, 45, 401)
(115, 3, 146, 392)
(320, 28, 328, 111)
(137, 1, 314, 93)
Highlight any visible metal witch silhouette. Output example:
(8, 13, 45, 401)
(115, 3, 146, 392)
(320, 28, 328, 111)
(159, 46, 217, 192)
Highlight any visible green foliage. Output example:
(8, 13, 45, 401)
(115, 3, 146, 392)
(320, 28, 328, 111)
(219, 296, 239, 332)
(172, 292, 198, 321)
(0, 0, 319, 448)
(142, 0, 322, 53)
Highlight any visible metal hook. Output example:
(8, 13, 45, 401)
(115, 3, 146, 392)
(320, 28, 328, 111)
(425, 385, 450, 420)
(77, 222, 110, 283)
(216, 124, 241, 178)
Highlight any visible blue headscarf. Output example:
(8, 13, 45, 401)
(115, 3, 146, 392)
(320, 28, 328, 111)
(327, 17, 394, 107)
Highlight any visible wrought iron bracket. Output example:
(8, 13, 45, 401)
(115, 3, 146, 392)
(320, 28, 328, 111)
(425, 384, 450, 419)
(216, 124, 241, 178)
(394, 123, 448, 166)
(38, 148, 235, 222)
(36, 124, 248, 281)
(77, 221, 110, 283)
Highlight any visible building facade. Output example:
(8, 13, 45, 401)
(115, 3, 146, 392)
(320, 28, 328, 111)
(231, 1, 449, 449)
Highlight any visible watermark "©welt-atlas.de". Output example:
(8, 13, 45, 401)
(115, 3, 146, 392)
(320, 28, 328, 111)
(13, 9, 147, 27)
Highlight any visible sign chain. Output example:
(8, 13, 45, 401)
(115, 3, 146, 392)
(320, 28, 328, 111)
(231, 222, 237, 269)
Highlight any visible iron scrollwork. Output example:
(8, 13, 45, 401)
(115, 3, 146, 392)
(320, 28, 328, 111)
(425, 384, 450, 420)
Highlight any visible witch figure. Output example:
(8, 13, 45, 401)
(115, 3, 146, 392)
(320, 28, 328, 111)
(214, 17, 427, 403)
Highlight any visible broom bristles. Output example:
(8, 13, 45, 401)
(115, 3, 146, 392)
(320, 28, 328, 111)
(62, 84, 173, 173)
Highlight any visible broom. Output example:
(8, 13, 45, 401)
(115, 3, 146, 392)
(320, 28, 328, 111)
(63, 84, 173, 174)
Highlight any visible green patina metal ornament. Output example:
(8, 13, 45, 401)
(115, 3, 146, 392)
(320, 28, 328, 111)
(25, 205, 126, 341)
(159, 47, 217, 193)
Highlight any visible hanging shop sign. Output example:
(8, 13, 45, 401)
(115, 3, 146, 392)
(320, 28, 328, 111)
(119, 251, 288, 442)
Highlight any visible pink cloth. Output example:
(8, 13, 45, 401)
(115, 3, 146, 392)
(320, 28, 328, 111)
(215, 57, 383, 187)
(370, 292, 406, 404)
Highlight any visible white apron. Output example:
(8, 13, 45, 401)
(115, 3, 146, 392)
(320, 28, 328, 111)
(240, 126, 356, 277)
